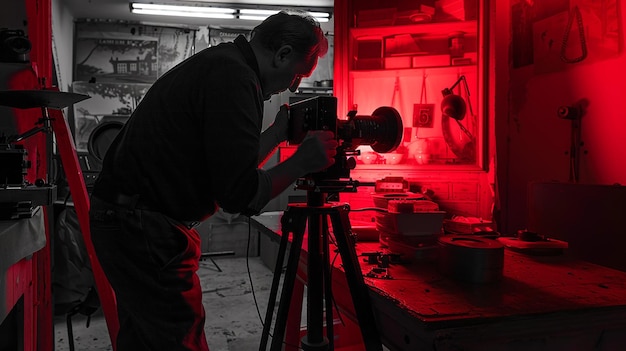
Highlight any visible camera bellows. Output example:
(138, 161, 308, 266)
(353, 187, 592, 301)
(438, 235, 504, 284)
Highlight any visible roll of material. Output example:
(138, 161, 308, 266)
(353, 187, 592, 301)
(438, 235, 504, 283)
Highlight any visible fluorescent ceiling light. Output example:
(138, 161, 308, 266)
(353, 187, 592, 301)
(193, 0, 333, 6)
(130, 3, 236, 19)
(238, 9, 329, 22)
(130, 3, 330, 22)
(238, 11, 329, 22)
(309, 12, 330, 19)
(238, 15, 272, 21)
(239, 9, 279, 16)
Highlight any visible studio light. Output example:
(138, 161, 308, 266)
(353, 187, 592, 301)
(441, 75, 474, 140)
(129, 2, 331, 22)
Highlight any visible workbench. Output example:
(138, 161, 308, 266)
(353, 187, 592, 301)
(252, 211, 626, 351)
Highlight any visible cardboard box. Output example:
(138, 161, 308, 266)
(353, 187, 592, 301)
(385, 34, 422, 56)
(439, 0, 478, 21)
(259, 227, 288, 271)
(356, 8, 396, 27)
(385, 56, 412, 69)
(354, 58, 383, 70)
(196, 217, 258, 257)
(376, 211, 446, 236)
(451, 51, 477, 66)
(412, 54, 450, 68)
(354, 38, 383, 70)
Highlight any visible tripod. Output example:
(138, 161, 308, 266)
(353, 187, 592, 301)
(259, 190, 382, 351)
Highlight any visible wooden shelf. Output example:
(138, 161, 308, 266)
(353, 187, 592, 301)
(351, 62, 476, 73)
(350, 63, 477, 77)
(351, 20, 477, 40)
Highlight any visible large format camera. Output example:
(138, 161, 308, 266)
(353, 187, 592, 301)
(288, 96, 403, 190)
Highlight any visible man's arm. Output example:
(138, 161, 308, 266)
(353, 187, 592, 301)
(258, 104, 289, 166)
(247, 130, 338, 213)
(265, 130, 337, 198)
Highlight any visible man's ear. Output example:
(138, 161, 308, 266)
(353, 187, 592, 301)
(273, 45, 294, 67)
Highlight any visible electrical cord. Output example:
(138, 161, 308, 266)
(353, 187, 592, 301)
(245, 218, 265, 325)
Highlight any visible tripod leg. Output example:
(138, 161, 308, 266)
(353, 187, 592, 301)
(259, 218, 292, 350)
(284, 277, 305, 351)
(269, 209, 308, 351)
(329, 207, 383, 351)
(302, 210, 328, 349)
(322, 215, 335, 350)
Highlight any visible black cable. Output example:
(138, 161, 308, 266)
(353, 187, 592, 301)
(246, 217, 266, 326)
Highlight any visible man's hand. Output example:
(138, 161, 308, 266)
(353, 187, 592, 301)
(259, 104, 290, 165)
(271, 104, 290, 144)
(295, 130, 338, 173)
(264, 129, 339, 199)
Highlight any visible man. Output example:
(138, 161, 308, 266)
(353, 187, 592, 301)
(89, 11, 336, 351)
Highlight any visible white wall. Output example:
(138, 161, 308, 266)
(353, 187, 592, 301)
(496, 0, 626, 234)
(52, 0, 75, 92)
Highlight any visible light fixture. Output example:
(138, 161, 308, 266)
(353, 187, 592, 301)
(129, 3, 331, 22)
(441, 75, 474, 140)
(238, 9, 278, 21)
(130, 3, 236, 19)
(239, 9, 329, 22)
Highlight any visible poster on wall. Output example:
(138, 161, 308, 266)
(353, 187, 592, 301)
(151, 26, 196, 75)
(71, 21, 198, 151)
(71, 81, 150, 151)
(75, 32, 159, 83)
(74, 21, 197, 82)
(208, 27, 251, 47)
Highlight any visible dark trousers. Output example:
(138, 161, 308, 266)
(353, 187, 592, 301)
(89, 196, 209, 351)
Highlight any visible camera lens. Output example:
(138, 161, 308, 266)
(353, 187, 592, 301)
(342, 106, 403, 153)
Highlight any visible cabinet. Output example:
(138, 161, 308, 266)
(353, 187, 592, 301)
(332, 0, 492, 221)
(334, 0, 487, 170)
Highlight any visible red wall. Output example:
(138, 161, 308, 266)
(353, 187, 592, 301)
(495, 0, 626, 234)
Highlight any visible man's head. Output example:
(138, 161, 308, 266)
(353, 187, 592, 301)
(249, 10, 329, 100)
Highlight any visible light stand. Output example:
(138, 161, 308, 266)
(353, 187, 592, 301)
(557, 103, 585, 183)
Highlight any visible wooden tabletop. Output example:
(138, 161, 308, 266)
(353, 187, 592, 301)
(252, 211, 626, 327)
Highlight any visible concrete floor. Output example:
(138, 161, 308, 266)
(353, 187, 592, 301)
(54, 256, 281, 351)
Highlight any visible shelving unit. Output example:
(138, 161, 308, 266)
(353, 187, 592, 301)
(332, 0, 492, 220)
(351, 20, 478, 71)
(335, 0, 485, 170)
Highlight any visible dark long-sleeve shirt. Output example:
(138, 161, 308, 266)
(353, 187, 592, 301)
(93, 36, 264, 221)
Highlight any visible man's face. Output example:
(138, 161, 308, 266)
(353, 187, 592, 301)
(264, 49, 318, 100)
